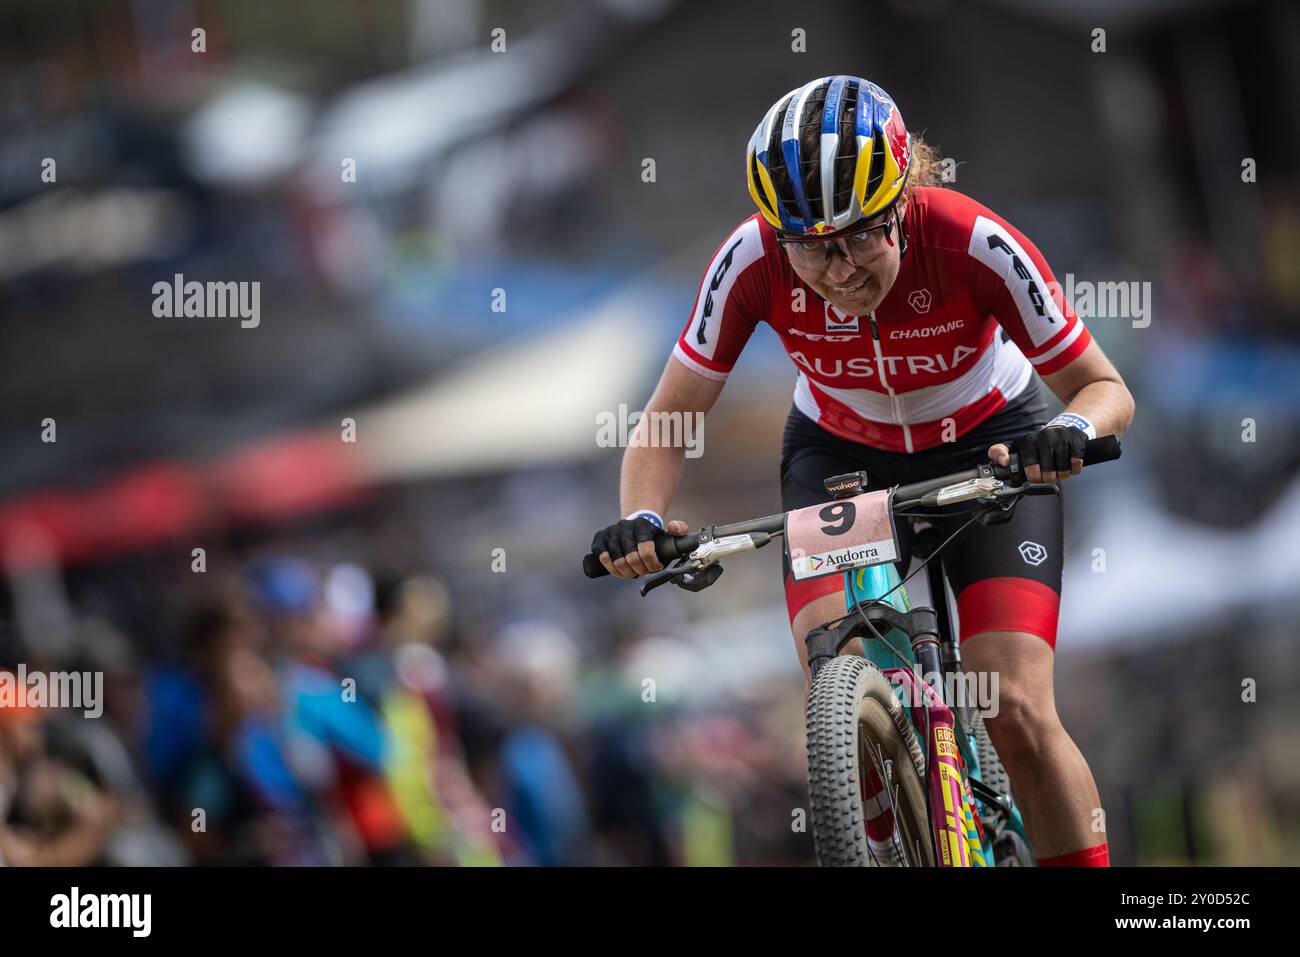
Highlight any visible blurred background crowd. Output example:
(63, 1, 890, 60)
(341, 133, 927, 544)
(2, 0, 1298, 865)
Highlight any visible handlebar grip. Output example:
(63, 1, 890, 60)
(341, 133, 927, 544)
(990, 433, 1122, 484)
(581, 533, 698, 579)
(1083, 434, 1122, 465)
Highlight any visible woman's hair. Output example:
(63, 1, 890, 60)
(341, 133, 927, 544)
(902, 133, 943, 204)
(765, 81, 943, 219)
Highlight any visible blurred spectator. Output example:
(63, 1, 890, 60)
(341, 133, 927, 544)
(252, 558, 410, 865)
(0, 676, 121, 866)
(44, 618, 187, 865)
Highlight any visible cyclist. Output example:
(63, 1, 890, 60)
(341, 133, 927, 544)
(589, 76, 1133, 867)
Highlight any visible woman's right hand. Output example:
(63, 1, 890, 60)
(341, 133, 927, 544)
(590, 516, 690, 578)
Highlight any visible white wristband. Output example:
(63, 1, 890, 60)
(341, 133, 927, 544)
(1047, 412, 1097, 440)
(624, 509, 665, 530)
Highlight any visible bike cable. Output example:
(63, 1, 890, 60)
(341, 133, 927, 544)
(856, 508, 986, 617)
(818, 506, 989, 671)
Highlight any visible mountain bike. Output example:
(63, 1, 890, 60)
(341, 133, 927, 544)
(582, 435, 1121, 866)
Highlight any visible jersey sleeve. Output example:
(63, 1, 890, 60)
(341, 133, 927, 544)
(966, 208, 1092, 377)
(672, 216, 772, 381)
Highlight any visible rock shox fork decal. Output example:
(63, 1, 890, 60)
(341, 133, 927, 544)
(886, 666, 972, 867)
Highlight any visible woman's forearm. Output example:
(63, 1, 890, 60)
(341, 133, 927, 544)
(619, 441, 687, 519)
(1061, 378, 1135, 439)
(614, 355, 726, 522)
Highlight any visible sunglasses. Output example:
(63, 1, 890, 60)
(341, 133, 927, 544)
(777, 206, 899, 268)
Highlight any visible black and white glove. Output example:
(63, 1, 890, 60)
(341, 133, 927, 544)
(590, 510, 682, 578)
(1010, 424, 1089, 482)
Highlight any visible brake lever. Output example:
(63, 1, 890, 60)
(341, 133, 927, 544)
(976, 480, 1057, 527)
(638, 559, 726, 596)
(639, 563, 691, 596)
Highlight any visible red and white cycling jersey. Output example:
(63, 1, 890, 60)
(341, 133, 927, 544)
(673, 187, 1092, 452)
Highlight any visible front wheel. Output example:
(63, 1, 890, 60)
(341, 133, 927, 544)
(806, 656, 934, 866)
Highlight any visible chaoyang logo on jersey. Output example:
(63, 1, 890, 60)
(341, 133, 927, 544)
(789, 345, 979, 379)
(888, 319, 965, 340)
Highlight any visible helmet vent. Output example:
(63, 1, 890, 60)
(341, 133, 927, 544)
(766, 82, 858, 227)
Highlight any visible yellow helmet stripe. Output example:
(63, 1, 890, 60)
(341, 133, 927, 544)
(852, 134, 874, 217)
(863, 144, 903, 218)
(751, 157, 783, 229)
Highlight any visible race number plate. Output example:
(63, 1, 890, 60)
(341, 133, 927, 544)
(784, 489, 899, 582)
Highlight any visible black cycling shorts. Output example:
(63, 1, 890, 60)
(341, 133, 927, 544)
(779, 384, 1065, 647)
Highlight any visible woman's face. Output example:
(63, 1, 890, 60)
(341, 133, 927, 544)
(784, 200, 907, 316)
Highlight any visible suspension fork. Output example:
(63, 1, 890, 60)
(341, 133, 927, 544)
(925, 553, 961, 678)
(925, 553, 977, 736)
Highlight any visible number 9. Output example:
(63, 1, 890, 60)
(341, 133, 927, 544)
(819, 502, 855, 536)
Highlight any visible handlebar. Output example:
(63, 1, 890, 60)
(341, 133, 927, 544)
(581, 434, 1122, 579)
(892, 433, 1121, 501)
